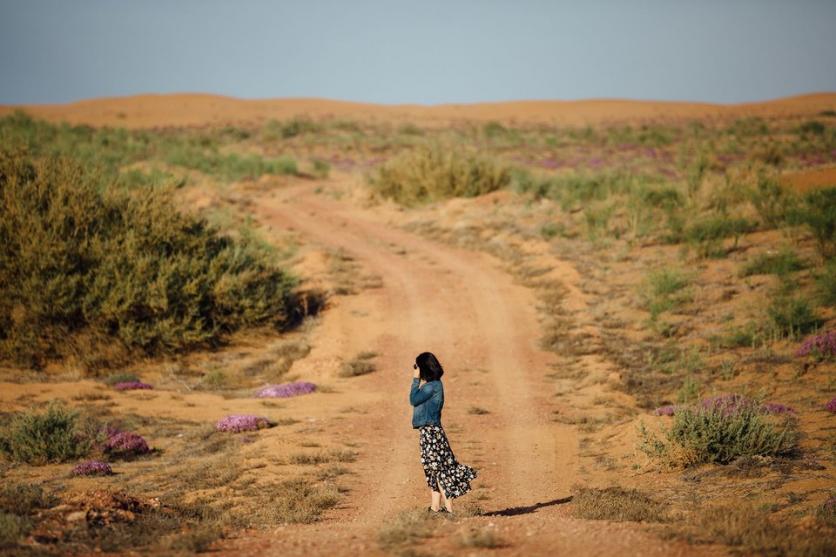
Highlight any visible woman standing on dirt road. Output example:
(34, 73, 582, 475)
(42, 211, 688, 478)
(410, 352, 478, 514)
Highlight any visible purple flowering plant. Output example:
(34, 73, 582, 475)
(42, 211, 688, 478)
(826, 398, 836, 414)
(103, 431, 151, 458)
(795, 331, 836, 360)
(72, 460, 113, 476)
(256, 381, 316, 398)
(215, 415, 274, 433)
(113, 381, 153, 391)
(653, 404, 678, 416)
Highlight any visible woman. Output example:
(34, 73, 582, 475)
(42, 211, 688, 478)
(409, 351, 478, 514)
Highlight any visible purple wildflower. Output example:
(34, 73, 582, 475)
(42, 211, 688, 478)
(826, 398, 836, 414)
(72, 460, 113, 476)
(654, 404, 678, 416)
(256, 381, 317, 399)
(700, 393, 753, 416)
(104, 431, 150, 458)
(795, 331, 836, 359)
(760, 402, 796, 415)
(215, 415, 273, 433)
(113, 381, 153, 391)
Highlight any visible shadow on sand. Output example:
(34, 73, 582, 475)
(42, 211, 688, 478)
(481, 496, 573, 517)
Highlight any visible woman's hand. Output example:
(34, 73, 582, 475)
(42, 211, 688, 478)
(412, 365, 420, 379)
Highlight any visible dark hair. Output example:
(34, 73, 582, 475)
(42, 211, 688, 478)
(415, 352, 444, 382)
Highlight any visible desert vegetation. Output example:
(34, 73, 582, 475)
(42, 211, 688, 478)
(0, 103, 833, 555)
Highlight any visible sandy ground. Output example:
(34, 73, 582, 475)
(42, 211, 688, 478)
(1, 92, 835, 128)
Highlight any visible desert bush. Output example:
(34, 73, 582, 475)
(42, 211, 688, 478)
(791, 187, 836, 258)
(714, 322, 763, 349)
(0, 403, 99, 464)
(457, 525, 506, 548)
(163, 145, 297, 181)
(0, 483, 57, 515)
(799, 120, 826, 136)
(103, 372, 140, 386)
(377, 508, 436, 550)
(749, 174, 796, 228)
(338, 351, 377, 377)
(685, 215, 754, 257)
(767, 289, 822, 338)
(279, 117, 322, 139)
(638, 397, 799, 466)
(816, 260, 836, 306)
(369, 144, 510, 205)
(253, 478, 339, 524)
(0, 512, 28, 548)
(691, 503, 835, 557)
(0, 151, 301, 368)
(571, 486, 667, 522)
(640, 268, 693, 320)
(740, 248, 806, 277)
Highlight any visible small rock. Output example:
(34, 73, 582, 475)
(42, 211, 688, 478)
(66, 511, 87, 523)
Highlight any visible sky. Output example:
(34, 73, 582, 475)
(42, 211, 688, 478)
(1, 0, 835, 106)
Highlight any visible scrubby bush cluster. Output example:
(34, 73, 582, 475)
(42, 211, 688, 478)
(0, 403, 98, 465)
(0, 150, 301, 369)
(640, 394, 799, 466)
(369, 144, 510, 205)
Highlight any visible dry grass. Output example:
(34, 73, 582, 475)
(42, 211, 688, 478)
(456, 525, 506, 548)
(571, 486, 668, 522)
(377, 508, 437, 550)
(674, 503, 836, 557)
(289, 448, 358, 465)
(338, 351, 378, 378)
(467, 406, 490, 415)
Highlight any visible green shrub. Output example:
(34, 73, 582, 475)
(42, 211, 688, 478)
(641, 268, 693, 320)
(686, 215, 755, 257)
(816, 260, 836, 306)
(279, 117, 322, 139)
(767, 291, 822, 338)
(0, 512, 28, 548)
(639, 402, 799, 466)
(749, 174, 796, 228)
(369, 144, 510, 205)
(791, 187, 836, 258)
(739, 248, 806, 277)
(714, 322, 763, 349)
(0, 151, 301, 368)
(799, 120, 826, 136)
(163, 147, 297, 181)
(0, 483, 57, 515)
(0, 403, 97, 464)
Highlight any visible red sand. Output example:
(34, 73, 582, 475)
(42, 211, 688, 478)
(1, 92, 834, 129)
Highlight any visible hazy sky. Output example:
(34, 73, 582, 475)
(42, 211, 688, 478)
(1, 0, 834, 105)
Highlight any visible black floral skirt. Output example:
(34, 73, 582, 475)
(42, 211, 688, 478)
(418, 424, 477, 498)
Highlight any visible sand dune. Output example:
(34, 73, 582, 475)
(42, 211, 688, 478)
(1, 92, 834, 129)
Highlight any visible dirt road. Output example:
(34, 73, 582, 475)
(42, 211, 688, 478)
(216, 181, 723, 556)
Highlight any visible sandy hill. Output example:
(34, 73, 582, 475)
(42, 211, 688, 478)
(1, 92, 835, 129)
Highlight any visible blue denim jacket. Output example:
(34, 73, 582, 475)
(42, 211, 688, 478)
(410, 378, 443, 428)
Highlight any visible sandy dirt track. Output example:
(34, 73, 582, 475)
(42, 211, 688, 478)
(212, 182, 724, 556)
